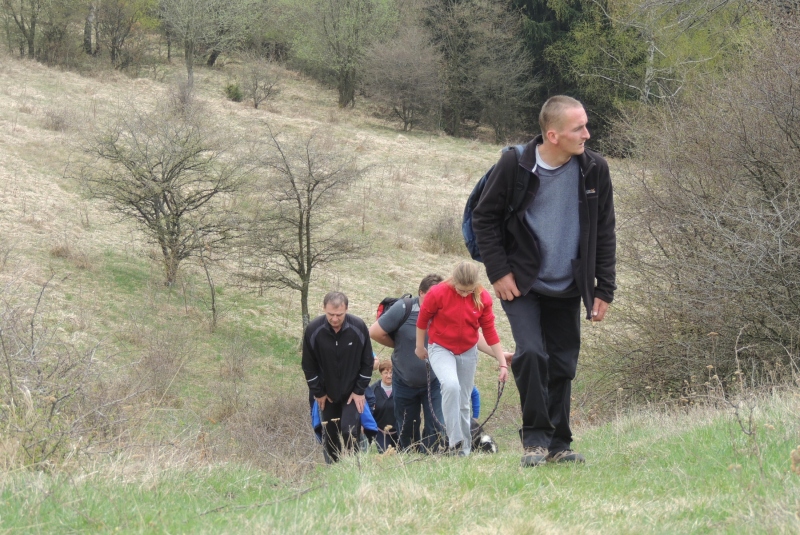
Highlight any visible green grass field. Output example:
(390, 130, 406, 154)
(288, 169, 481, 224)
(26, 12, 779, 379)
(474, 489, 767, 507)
(2, 392, 798, 533)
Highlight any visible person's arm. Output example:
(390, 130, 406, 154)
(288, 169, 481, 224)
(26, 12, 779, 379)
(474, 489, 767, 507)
(371, 298, 411, 347)
(301, 326, 329, 408)
(415, 327, 429, 360)
(369, 322, 394, 348)
(472, 149, 520, 289)
(349, 320, 374, 414)
(477, 294, 508, 382)
(487, 342, 508, 383)
(415, 290, 437, 361)
(477, 331, 513, 366)
(593, 158, 616, 316)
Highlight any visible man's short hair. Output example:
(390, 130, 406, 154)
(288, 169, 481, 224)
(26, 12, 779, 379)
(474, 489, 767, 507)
(323, 291, 348, 309)
(378, 359, 392, 373)
(539, 95, 583, 134)
(419, 274, 444, 294)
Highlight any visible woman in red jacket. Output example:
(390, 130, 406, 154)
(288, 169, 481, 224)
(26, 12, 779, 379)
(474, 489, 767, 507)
(415, 261, 508, 456)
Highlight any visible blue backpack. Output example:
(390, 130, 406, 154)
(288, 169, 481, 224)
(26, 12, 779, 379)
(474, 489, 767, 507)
(462, 145, 529, 262)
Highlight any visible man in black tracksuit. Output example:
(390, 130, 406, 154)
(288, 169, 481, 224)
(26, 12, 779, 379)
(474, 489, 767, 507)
(472, 96, 616, 467)
(302, 291, 374, 463)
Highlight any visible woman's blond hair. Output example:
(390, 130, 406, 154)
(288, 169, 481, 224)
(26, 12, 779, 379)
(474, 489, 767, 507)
(445, 261, 485, 310)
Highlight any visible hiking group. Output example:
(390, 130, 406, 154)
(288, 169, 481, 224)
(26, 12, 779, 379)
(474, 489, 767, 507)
(301, 96, 616, 467)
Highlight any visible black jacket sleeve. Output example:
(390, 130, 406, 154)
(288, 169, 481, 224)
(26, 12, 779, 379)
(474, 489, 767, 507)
(594, 158, 617, 304)
(301, 325, 326, 399)
(353, 320, 375, 396)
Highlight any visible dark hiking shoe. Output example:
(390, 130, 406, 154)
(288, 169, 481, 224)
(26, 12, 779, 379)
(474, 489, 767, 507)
(546, 449, 585, 464)
(520, 446, 549, 467)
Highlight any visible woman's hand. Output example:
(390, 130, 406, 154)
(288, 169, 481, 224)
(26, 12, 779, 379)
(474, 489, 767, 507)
(498, 366, 508, 383)
(415, 345, 429, 360)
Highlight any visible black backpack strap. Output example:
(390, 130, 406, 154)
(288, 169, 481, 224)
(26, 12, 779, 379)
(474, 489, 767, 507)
(399, 297, 413, 326)
(507, 144, 529, 214)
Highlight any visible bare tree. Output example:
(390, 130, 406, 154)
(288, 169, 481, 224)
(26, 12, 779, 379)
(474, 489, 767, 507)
(291, 0, 397, 108)
(362, 24, 443, 131)
(160, 0, 253, 87)
(237, 54, 280, 109)
(79, 100, 247, 286)
(95, 0, 148, 67)
(238, 127, 369, 328)
(2, 0, 43, 57)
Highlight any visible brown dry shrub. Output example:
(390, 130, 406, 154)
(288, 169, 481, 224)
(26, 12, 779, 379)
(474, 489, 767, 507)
(49, 243, 92, 270)
(136, 328, 194, 406)
(422, 212, 465, 255)
(42, 108, 70, 131)
(218, 387, 320, 481)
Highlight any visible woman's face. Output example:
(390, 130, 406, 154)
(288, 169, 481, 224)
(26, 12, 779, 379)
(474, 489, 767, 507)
(453, 283, 476, 297)
(381, 368, 393, 385)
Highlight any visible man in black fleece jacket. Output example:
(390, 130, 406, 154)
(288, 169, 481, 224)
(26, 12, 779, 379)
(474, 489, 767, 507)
(473, 96, 616, 468)
(302, 291, 374, 463)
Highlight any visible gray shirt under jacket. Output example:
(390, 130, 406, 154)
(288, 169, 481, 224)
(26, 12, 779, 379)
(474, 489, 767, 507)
(377, 297, 435, 389)
(525, 155, 581, 297)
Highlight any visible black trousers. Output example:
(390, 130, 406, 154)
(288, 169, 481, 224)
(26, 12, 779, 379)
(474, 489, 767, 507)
(501, 292, 581, 453)
(320, 399, 362, 462)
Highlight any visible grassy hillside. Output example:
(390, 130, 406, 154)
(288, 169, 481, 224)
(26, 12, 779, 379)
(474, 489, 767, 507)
(0, 52, 798, 533)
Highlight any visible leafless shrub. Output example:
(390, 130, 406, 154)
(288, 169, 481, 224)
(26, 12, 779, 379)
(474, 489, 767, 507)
(361, 25, 443, 131)
(596, 9, 800, 401)
(423, 212, 464, 255)
(49, 243, 92, 270)
(208, 338, 252, 423)
(42, 108, 70, 131)
(237, 55, 280, 109)
(169, 77, 195, 111)
(136, 328, 194, 406)
(0, 278, 139, 470)
(220, 387, 319, 481)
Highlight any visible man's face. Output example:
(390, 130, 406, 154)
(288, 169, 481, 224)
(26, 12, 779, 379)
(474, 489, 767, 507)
(552, 106, 590, 156)
(324, 302, 347, 331)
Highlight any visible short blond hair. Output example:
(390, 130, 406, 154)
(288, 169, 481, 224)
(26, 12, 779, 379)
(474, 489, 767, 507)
(539, 95, 583, 134)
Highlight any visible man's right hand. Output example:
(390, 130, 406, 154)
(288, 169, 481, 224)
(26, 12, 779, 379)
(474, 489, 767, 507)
(315, 395, 332, 411)
(492, 273, 521, 301)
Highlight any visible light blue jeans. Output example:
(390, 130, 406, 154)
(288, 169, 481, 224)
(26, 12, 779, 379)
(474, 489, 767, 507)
(428, 343, 478, 454)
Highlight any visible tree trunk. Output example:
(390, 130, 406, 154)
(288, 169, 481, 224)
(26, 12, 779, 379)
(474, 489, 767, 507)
(206, 49, 220, 67)
(84, 5, 94, 54)
(301, 281, 310, 329)
(337, 67, 356, 108)
(27, 22, 35, 58)
(185, 40, 195, 88)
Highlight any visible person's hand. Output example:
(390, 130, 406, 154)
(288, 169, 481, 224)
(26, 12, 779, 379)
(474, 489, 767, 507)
(591, 298, 610, 322)
(348, 392, 366, 413)
(503, 351, 514, 367)
(415, 346, 428, 360)
(498, 366, 508, 383)
(492, 273, 521, 301)
(315, 395, 332, 411)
